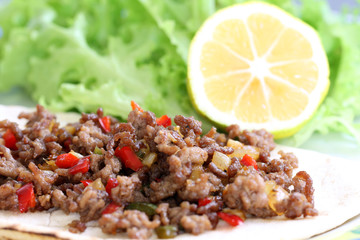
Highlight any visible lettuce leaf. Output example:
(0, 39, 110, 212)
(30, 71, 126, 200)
(0, 0, 360, 145)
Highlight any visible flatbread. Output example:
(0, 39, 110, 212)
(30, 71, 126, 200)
(1, 105, 360, 240)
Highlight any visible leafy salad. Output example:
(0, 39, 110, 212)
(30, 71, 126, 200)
(0, 0, 359, 146)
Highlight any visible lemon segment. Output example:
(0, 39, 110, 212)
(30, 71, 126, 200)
(187, 2, 329, 138)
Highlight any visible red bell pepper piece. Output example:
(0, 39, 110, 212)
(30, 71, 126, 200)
(3, 129, 17, 150)
(102, 202, 120, 215)
(81, 180, 93, 187)
(115, 146, 143, 171)
(55, 153, 79, 168)
(99, 116, 111, 133)
(131, 100, 143, 112)
(217, 212, 244, 226)
(68, 156, 90, 175)
(16, 183, 36, 213)
(240, 154, 258, 170)
(105, 177, 119, 196)
(156, 115, 171, 127)
(198, 197, 212, 207)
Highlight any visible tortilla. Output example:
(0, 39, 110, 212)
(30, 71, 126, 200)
(1, 105, 360, 240)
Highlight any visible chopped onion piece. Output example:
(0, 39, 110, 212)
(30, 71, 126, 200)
(142, 152, 157, 167)
(227, 139, 244, 149)
(212, 151, 231, 171)
(222, 208, 246, 221)
(90, 178, 105, 191)
(190, 165, 204, 180)
(69, 150, 83, 159)
(227, 139, 260, 160)
(65, 125, 76, 135)
(265, 180, 289, 215)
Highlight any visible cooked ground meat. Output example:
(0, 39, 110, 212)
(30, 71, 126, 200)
(0, 105, 318, 239)
(154, 128, 186, 155)
(285, 192, 318, 219)
(174, 115, 202, 137)
(180, 215, 212, 235)
(0, 145, 28, 178)
(28, 162, 58, 195)
(99, 209, 160, 239)
(38, 194, 52, 210)
(128, 110, 157, 140)
(0, 180, 18, 210)
(72, 120, 111, 155)
(52, 188, 79, 214)
(68, 220, 87, 233)
(156, 203, 170, 225)
(177, 173, 220, 201)
(223, 172, 276, 218)
(111, 174, 141, 205)
(77, 186, 108, 222)
(168, 201, 197, 225)
(292, 171, 315, 205)
(148, 147, 208, 202)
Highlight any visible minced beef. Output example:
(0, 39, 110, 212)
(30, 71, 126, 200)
(0, 145, 27, 178)
(180, 215, 212, 235)
(99, 209, 160, 239)
(0, 180, 18, 210)
(0, 105, 318, 239)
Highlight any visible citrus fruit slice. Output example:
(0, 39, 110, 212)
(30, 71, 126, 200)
(187, 2, 329, 138)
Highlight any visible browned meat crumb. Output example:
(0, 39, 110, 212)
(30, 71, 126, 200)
(68, 220, 87, 233)
(0, 180, 18, 210)
(180, 215, 212, 235)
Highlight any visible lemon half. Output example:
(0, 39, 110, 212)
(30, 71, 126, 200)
(188, 2, 329, 138)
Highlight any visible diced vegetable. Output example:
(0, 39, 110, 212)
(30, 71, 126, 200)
(155, 225, 178, 239)
(156, 115, 172, 127)
(131, 101, 143, 112)
(68, 156, 90, 175)
(126, 202, 157, 217)
(227, 139, 260, 160)
(105, 177, 119, 196)
(69, 150, 84, 159)
(99, 116, 111, 133)
(198, 197, 212, 207)
(38, 160, 58, 171)
(64, 125, 76, 135)
(217, 212, 244, 227)
(265, 180, 289, 215)
(173, 126, 183, 137)
(190, 165, 204, 180)
(142, 152, 157, 167)
(81, 180, 93, 187)
(102, 202, 120, 215)
(48, 119, 56, 132)
(16, 183, 36, 213)
(55, 153, 79, 168)
(89, 178, 105, 191)
(212, 151, 231, 171)
(222, 208, 246, 221)
(227, 139, 244, 149)
(240, 154, 258, 170)
(115, 146, 143, 171)
(3, 129, 17, 150)
(94, 146, 103, 155)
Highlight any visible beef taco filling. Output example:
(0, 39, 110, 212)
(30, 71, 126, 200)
(0, 104, 317, 239)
